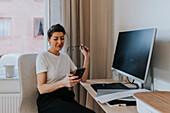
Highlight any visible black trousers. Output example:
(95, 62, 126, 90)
(37, 87, 95, 113)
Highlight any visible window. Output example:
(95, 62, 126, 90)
(34, 18, 44, 38)
(0, 0, 12, 2)
(0, 18, 11, 37)
(0, 0, 44, 77)
(34, 0, 43, 2)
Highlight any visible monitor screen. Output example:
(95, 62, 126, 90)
(112, 28, 157, 83)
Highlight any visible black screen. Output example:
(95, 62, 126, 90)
(112, 28, 156, 82)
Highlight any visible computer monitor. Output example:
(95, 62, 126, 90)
(112, 28, 157, 83)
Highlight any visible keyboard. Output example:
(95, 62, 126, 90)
(91, 83, 130, 92)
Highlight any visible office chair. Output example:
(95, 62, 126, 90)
(18, 54, 38, 113)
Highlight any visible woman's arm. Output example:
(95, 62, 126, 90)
(37, 72, 81, 94)
(37, 72, 64, 94)
(80, 45, 90, 82)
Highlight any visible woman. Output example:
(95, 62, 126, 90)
(36, 24, 95, 113)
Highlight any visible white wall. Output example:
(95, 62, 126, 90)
(114, 0, 170, 91)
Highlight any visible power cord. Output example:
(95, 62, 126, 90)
(127, 77, 135, 84)
(125, 77, 139, 89)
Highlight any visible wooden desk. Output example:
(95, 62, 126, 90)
(80, 79, 138, 113)
(134, 91, 170, 113)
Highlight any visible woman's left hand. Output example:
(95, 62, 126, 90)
(80, 44, 90, 59)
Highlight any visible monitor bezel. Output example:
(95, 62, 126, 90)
(111, 28, 157, 83)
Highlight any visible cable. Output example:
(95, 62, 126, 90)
(127, 77, 134, 84)
(126, 77, 139, 89)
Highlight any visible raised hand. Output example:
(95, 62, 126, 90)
(80, 44, 90, 59)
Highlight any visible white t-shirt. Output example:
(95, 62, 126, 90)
(36, 51, 77, 84)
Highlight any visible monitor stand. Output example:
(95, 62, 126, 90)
(142, 68, 154, 90)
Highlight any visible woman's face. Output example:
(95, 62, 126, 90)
(48, 32, 65, 51)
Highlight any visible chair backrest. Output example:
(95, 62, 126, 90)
(18, 54, 38, 113)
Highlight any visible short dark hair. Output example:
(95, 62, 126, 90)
(47, 24, 66, 39)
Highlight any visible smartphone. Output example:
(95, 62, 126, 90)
(73, 68, 86, 80)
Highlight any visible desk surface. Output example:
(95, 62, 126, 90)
(134, 91, 170, 113)
(80, 79, 138, 113)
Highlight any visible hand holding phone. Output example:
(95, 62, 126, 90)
(73, 68, 86, 80)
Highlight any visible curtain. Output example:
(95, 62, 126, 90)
(0, 19, 11, 36)
(49, 0, 114, 112)
(35, 19, 44, 36)
(59, 0, 92, 110)
(89, 0, 114, 112)
(35, 19, 40, 36)
(60, 0, 87, 104)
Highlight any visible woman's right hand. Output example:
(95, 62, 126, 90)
(62, 74, 81, 87)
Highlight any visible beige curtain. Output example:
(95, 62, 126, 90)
(60, 0, 87, 105)
(50, 0, 114, 112)
(89, 0, 114, 112)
